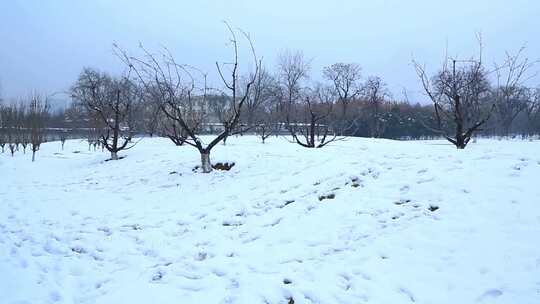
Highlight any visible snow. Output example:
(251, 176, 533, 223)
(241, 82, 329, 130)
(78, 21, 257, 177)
(1, 136, 540, 304)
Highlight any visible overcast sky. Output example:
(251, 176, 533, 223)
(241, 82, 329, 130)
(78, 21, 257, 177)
(0, 0, 538, 106)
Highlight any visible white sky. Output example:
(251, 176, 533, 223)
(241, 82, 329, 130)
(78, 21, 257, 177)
(0, 0, 539, 106)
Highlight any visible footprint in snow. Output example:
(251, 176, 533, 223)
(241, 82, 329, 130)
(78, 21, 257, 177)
(400, 185, 410, 193)
(476, 289, 503, 302)
(417, 177, 435, 184)
(394, 199, 411, 206)
(399, 287, 416, 302)
(417, 168, 428, 174)
(338, 273, 352, 290)
(49, 291, 62, 302)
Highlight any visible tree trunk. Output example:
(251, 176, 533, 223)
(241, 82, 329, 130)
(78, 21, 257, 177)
(309, 116, 316, 147)
(111, 151, 118, 160)
(200, 152, 212, 173)
(455, 135, 466, 149)
(32, 150, 36, 162)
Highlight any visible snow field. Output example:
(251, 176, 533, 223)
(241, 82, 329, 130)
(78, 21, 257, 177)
(1, 136, 540, 303)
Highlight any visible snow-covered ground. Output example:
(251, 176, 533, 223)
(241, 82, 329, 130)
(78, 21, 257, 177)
(1, 136, 539, 304)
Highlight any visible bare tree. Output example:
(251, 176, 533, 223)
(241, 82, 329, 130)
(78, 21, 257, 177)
(323, 62, 362, 134)
(0, 130, 5, 153)
(277, 52, 342, 147)
(17, 102, 29, 154)
(0, 104, 10, 153)
(285, 84, 340, 148)
(277, 49, 308, 130)
(86, 113, 104, 151)
(20, 131, 29, 154)
(254, 103, 281, 144)
(363, 76, 391, 138)
(413, 39, 494, 149)
(524, 87, 540, 136)
(239, 63, 281, 143)
(59, 131, 67, 150)
(27, 94, 50, 162)
(1, 102, 23, 156)
(208, 93, 235, 145)
(492, 47, 538, 135)
(71, 68, 140, 160)
(242, 64, 277, 127)
(138, 86, 164, 137)
(117, 23, 258, 172)
(8, 142, 16, 156)
(0, 102, 4, 152)
(277, 50, 310, 115)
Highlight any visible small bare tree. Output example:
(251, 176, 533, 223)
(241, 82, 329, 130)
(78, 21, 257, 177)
(254, 103, 281, 144)
(524, 88, 540, 136)
(277, 50, 310, 115)
(242, 64, 277, 127)
(0, 103, 7, 153)
(278, 52, 341, 148)
(363, 76, 391, 138)
(8, 142, 16, 156)
(59, 131, 67, 150)
(20, 131, 29, 154)
(209, 93, 235, 145)
(87, 114, 103, 151)
(27, 94, 50, 162)
(17, 102, 29, 154)
(71, 68, 140, 160)
(285, 84, 339, 148)
(323, 62, 362, 134)
(1, 103, 22, 156)
(413, 39, 494, 149)
(137, 86, 164, 137)
(0, 133, 5, 153)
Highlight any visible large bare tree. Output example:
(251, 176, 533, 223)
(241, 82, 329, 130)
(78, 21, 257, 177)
(117, 23, 258, 172)
(413, 40, 494, 149)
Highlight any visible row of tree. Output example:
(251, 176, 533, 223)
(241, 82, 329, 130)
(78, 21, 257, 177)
(1, 29, 539, 169)
(0, 95, 50, 161)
